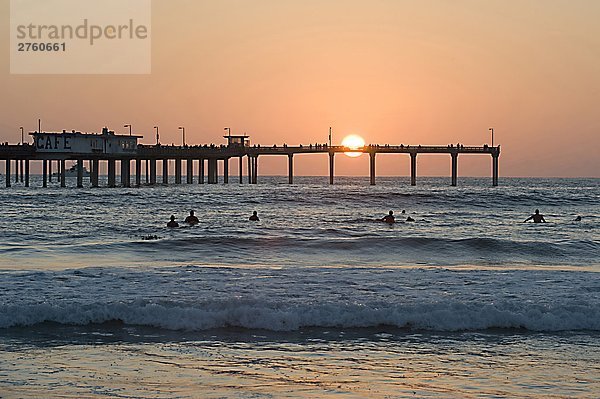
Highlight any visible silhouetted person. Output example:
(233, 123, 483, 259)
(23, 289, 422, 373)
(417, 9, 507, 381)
(167, 215, 179, 228)
(406, 216, 415, 222)
(382, 210, 395, 224)
(574, 216, 582, 222)
(524, 209, 546, 223)
(249, 211, 259, 221)
(185, 210, 199, 225)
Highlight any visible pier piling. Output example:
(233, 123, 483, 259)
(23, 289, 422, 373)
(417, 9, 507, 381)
(329, 153, 334, 185)
(43, 160, 48, 188)
(410, 153, 417, 186)
(108, 159, 116, 188)
(451, 153, 458, 186)
(59, 160, 65, 188)
(288, 154, 294, 184)
(162, 159, 168, 184)
(150, 159, 157, 185)
(369, 153, 376, 186)
(175, 159, 182, 184)
(198, 159, 204, 184)
(25, 160, 30, 187)
(187, 159, 193, 184)
(5, 160, 10, 187)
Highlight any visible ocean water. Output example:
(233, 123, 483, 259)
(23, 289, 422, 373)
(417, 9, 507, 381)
(0, 176, 599, 398)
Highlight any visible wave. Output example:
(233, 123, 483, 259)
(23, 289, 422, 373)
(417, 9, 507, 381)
(126, 236, 599, 265)
(2, 299, 598, 332)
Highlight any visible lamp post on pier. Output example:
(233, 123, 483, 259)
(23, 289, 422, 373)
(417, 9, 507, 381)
(489, 127, 494, 147)
(224, 127, 231, 138)
(154, 126, 159, 145)
(124, 124, 132, 136)
(20, 127, 24, 144)
(179, 127, 185, 146)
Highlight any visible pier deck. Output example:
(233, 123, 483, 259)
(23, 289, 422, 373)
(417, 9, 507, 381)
(0, 141, 500, 188)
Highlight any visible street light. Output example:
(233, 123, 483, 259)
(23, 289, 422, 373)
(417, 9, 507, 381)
(179, 126, 185, 146)
(329, 127, 332, 147)
(20, 127, 24, 144)
(224, 127, 231, 137)
(124, 124, 132, 136)
(154, 126, 159, 145)
(489, 127, 494, 147)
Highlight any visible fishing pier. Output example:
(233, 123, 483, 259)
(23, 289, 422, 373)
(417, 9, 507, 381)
(0, 128, 500, 188)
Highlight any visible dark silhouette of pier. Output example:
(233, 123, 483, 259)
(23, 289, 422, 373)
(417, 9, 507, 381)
(0, 131, 500, 188)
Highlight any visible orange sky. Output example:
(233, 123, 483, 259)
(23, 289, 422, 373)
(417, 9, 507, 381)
(1, 0, 599, 177)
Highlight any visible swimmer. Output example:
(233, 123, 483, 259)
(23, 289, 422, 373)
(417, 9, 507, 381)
(167, 215, 179, 228)
(574, 216, 582, 222)
(524, 209, 546, 223)
(185, 210, 199, 225)
(381, 210, 395, 224)
(406, 216, 415, 222)
(249, 211, 259, 221)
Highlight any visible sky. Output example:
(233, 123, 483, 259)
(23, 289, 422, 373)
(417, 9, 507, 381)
(1, 0, 599, 177)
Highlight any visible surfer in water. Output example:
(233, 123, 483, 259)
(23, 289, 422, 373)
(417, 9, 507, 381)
(381, 210, 395, 224)
(402, 210, 415, 222)
(249, 211, 259, 221)
(184, 210, 199, 225)
(524, 209, 546, 223)
(167, 215, 179, 228)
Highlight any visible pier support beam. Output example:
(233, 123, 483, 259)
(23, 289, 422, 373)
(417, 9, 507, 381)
(492, 155, 499, 187)
(121, 159, 130, 188)
(59, 160, 65, 188)
(187, 159, 193, 184)
(145, 160, 150, 184)
(162, 159, 169, 184)
(92, 159, 100, 187)
(48, 160, 52, 183)
(150, 159, 157, 185)
(20, 160, 24, 183)
(15, 159, 20, 183)
(451, 153, 458, 187)
(239, 156, 243, 184)
(208, 158, 218, 184)
(175, 159, 182, 184)
(198, 159, 204, 184)
(288, 154, 294, 184)
(77, 159, 84, 188)
(25, 160, 30, 187)
(43, 160, 48, 188)
(410, 153, 417, 186)
(135, 159, 142, 187)
(247, 156, 252, 184)
(88, 160, 94, 184)
(369, 153, 376, 186)
(329, 153, 334, 185)
(251, 156, 258, 184)
(223, 158, 229, 184)
(108, 159, 116, 188)
(5, 160, 11, 187)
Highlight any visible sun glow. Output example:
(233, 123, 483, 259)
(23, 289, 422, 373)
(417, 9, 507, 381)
(341, 134, 365, 157)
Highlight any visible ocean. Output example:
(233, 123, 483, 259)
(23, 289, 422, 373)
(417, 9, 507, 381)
(0, 176, 598, 398)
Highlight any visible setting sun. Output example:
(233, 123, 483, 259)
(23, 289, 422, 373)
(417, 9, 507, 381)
(341, 134, 365, 157)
